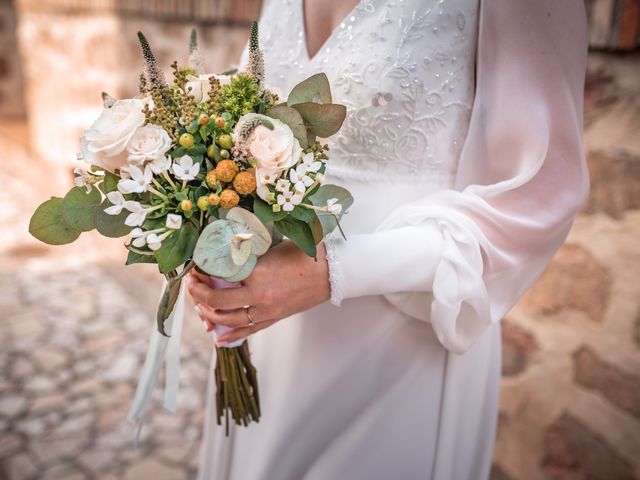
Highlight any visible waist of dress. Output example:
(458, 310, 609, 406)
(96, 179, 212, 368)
(326, 162, 456, 187)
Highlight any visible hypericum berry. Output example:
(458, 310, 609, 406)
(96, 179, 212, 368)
(180, 199, 193, 212)
(214, 159, 239, 183)
(196, 195, 210, 210)
(232, 171, 257, 195)
(207, 144, 218, 159)
(220, 149, 230, 159)
(205, 170, 219, 189)
(217, 134, 233, 150)
(219, 189, 240, 209)
(198, 114, 209, 125)
(179, 133, 195, 148)
(208, 193, 220, 206)
(215, 117, 226, 128)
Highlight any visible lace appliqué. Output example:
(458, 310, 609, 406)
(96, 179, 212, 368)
(324, 231, 344, 306)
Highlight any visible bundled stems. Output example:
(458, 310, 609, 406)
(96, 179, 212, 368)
(214, 341, 260, 436)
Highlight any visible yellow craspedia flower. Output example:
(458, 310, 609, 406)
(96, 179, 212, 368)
(219, 189, 240, 209)
(232, 171, 257, 195)
(205, 169, 219, 189)
(215, 160, 239, 183)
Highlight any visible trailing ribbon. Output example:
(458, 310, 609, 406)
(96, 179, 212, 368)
(127, 278, 186, 443)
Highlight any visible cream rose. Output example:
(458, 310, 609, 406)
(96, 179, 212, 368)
(79, 98, 147, 172)
(126, 124, 172, 165)
(185, 74, 232, 103)
(248, 119, 302, 173)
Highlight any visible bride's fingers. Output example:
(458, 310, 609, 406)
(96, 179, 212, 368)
(217, 319, 278, 345)
(195, 304, 261, 329)
(188, 279, 251, 310)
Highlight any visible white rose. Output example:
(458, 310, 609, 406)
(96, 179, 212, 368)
(79, 98, 147, 172)
(248, 118, 302, 174)
(185, 74, 232, 103)
(126, 124, 172, 165)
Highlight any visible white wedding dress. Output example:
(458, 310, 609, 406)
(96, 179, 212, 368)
(198, 1, 589, 478)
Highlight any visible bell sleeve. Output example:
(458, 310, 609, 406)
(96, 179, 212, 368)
(325, 0, 590, 354)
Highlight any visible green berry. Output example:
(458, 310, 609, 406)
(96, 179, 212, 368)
(198, 114, 209, 125)
(220, 149, 230, 159)
(179, 133, 195, 148)
(180, 199, 193, 212)
(197, 196, 209, 210)
(215, 117, 226, 128)
(218, 134, 233, 150)
(207, 144, 219, 159)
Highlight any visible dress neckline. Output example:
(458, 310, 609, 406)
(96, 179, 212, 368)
(299, 0, 367, 63)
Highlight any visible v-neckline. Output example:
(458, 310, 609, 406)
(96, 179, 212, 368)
(299, 0, 365, 63)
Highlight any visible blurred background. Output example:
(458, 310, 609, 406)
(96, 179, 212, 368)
(0, 0, 639, 479)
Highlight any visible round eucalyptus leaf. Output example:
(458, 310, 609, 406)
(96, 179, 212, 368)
(193, 219, 243, 277)
(230, 234, 254, 266)
(62, 186, 102, 232)
(226, 207, 272, 255)
(29, 197, 81, 245)
(225, 254, 257, 282)
(95, 200, 131, 238)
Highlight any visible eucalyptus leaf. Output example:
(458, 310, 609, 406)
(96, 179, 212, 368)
(309, 184, 353, 236)
(291, 102, 347, 138)
(265, 105, 308, 148)
(274, 217, 317, 258)
(29, 197, 81, 245)
(225, 254, 258, 282)
(62, 186, 102, 232)
(157, 279, 182, 336)
(287, 73, 332, 106)
(95, 200, 131, 238)
(230, 233, 254, 265)
(154, 222, 198, 274)
(193, 220, 244, 277)
(226, 207, 272, 255)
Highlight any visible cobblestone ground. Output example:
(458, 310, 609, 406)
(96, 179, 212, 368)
(0, 124, 214, 479)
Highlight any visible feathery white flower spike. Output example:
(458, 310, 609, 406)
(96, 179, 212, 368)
(172, 155, 200, 181)
(104, 191, 127, 215)
(166, 214, 182, 230)
(117, 165, 153, 194)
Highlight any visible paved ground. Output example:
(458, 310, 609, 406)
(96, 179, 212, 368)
(0, 122, 213, 479)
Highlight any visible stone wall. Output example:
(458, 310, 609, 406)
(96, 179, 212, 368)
(0, 0, 25, 116)
(492, 52, 640, 480)
(13, 1, 255, 174)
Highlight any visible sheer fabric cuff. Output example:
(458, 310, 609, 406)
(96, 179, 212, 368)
(324, 223, 445, 307)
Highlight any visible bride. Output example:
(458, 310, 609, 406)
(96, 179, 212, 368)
(188, 0, 589, 478)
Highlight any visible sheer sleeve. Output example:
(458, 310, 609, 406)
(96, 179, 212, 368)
(325, 0, 590, 353)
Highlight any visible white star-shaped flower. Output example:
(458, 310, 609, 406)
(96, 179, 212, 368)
(117, 165, 152, 194)
(172, 155, 200, 181)
(277, 189, 303, 212)
(123, 201, 147, 227)
(104, 191, 127, 215)
(166, 214, 182, 230)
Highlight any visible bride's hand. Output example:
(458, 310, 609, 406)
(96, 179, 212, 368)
(187, 240, 330, 345)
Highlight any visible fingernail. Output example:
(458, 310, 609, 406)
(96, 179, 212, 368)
(194, 305, 203, 317)
(206, 322, 214, 332)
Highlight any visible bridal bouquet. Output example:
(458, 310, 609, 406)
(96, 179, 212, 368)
(29, 23, 351, 435)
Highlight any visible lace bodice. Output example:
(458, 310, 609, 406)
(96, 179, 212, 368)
(255, 0, 479, 182)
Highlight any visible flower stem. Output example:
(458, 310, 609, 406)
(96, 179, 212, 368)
(162, 171, 177, 190)
(147, 186, 168, 200)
